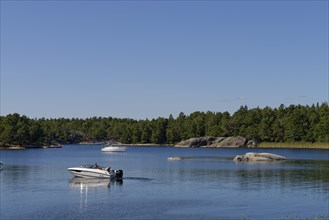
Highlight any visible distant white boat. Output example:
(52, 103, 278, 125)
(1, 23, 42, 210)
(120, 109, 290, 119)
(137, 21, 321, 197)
(101, 145, 126, 152)
(167, 157, 183, 160)
(48, 144, 63, 148)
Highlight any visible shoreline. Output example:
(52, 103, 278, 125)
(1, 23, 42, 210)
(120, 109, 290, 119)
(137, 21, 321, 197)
(112, 143, 170, 147)
(0, 146, 26, 150)
(113, 142, 329, 149)
(1, 142, 328, 150)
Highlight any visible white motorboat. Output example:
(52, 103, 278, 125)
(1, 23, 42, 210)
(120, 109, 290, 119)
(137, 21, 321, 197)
(101, 145, 126, 152)
(68, 164, 123, 179)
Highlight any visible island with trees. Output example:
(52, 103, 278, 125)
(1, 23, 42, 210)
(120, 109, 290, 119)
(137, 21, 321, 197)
(0, 103, 328, 149)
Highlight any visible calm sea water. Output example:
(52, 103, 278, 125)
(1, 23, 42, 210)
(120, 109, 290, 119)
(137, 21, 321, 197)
(0, 145, 328, 220)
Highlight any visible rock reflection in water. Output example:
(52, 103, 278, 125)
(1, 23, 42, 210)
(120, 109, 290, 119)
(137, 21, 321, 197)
(164, 158, 329, 195)
(234, 159, 329, 194)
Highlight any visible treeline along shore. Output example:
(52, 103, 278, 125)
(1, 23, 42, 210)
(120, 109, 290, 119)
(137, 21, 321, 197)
(0, 103, 328, 149)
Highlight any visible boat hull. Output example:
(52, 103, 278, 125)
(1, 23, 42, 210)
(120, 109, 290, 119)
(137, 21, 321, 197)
(101, 146, 126, 152)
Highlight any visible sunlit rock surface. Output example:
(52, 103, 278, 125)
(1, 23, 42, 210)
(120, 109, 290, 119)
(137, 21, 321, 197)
(233, 152, 286, 162)
(175, 136, 247, 148)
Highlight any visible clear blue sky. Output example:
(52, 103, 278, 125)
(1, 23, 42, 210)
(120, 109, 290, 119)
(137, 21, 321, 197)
(1, 1, 328, 120)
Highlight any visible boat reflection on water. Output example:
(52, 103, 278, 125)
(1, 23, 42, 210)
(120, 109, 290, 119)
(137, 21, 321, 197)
(69, 177, 123, 189)
(69, 177, 123, 218)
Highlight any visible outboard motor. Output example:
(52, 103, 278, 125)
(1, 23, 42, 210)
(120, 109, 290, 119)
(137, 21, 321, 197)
(115, 170, 123, 179)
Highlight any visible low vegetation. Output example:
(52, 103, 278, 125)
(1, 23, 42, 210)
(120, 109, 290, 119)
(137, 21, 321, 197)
(259, 142, 329, 149)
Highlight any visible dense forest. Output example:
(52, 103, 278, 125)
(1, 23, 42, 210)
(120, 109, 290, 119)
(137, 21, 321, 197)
(0, 103, 328, 147)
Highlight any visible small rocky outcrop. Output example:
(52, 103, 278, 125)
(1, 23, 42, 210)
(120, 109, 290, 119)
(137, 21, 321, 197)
(246, 139, 259, 148)
(174, 136, 214, 147)
(174, 136, 247, 148)
(211, 136, 247, 148)
(233, 152, 286, 162)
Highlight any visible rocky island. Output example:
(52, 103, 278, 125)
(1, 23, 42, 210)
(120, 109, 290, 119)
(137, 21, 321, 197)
(174, 136, 257, 148)
(233, 152, 286, 162)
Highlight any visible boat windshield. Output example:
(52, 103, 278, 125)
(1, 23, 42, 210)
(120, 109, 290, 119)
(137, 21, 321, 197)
(81, 164, 103, 169)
